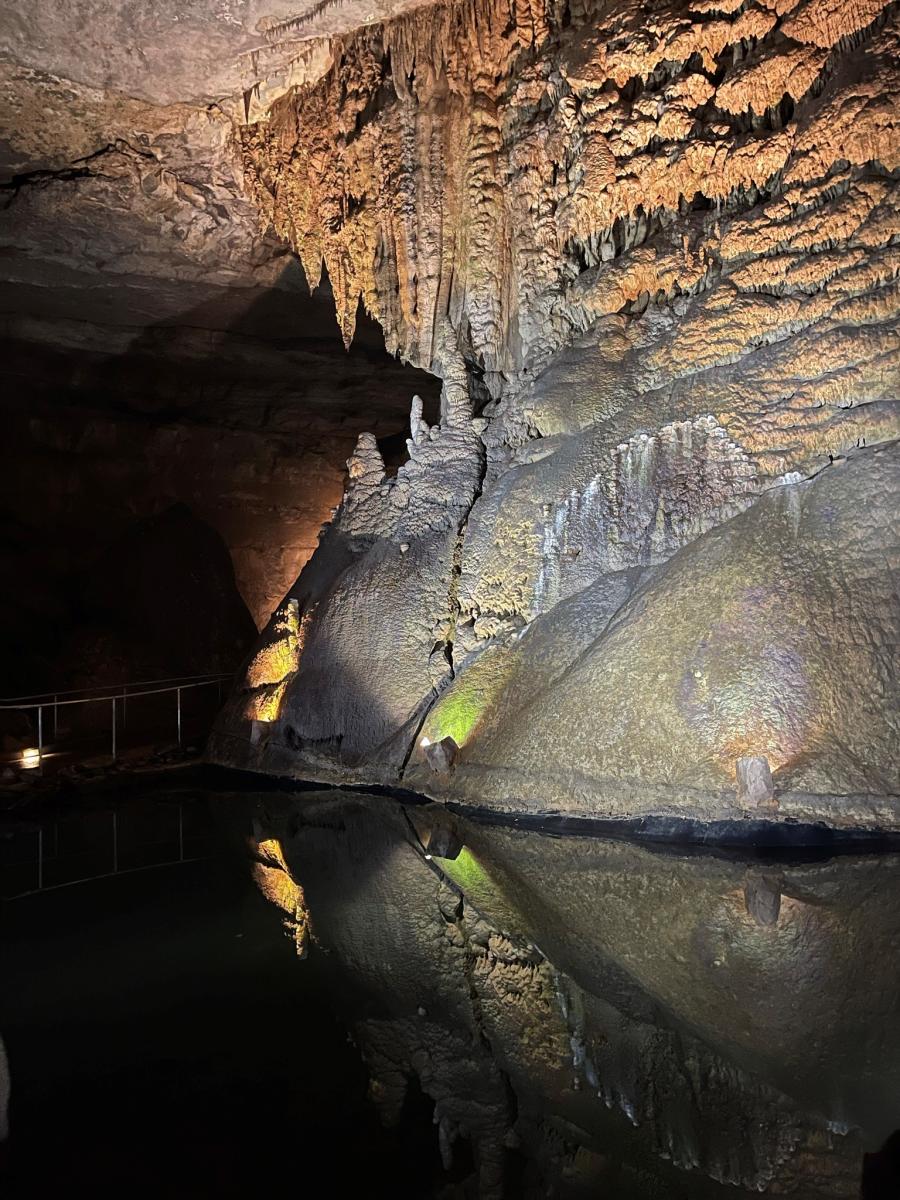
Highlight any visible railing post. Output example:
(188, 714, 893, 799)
(38, 705, 44, 776)
(111, 696, 117, 762)
(176, 687, 182, 747)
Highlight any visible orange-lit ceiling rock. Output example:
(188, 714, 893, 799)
(213, 0, 900, 826)
(238, 0, 899, 389)
(0, 1, 442, 638)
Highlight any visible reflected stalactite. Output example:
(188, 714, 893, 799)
(228, 789, 900, 1199)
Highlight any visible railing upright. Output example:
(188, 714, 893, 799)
(1, 672, 232, 775)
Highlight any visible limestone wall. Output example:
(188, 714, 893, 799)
(212, 0, 900, 827)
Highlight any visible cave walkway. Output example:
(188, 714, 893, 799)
(0, 672, 232, 779)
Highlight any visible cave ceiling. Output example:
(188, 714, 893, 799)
(0, 0, 437, 342)
(0, 0, 443, 640)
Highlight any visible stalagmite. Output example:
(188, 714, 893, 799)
(211, 0, 900, 836)
(737, 756, 777, 809)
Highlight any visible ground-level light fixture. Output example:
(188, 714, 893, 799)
(422, 735, 459, 772)
(20, 747, 41, 770)
(422, 826, 464, 861)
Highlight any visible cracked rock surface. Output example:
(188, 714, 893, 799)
(213, 0, 899, 829)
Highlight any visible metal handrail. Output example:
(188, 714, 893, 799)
(2, 802, 209, 901)
(0, 671, 234, 708)
(0, 676, 234, 713)
(1, 674, 233, 772)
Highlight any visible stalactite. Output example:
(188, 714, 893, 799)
(238, 0, 898, 397)
(215, 0, 900, 826)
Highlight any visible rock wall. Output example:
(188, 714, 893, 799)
(210, 0, 900, 827)
(0, 278, 436, 632)
(1, 14, 440, 690)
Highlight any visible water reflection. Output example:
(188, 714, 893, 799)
(232, 789, 900, 1199)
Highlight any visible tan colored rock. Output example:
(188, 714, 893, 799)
(212, 0, 900, 833)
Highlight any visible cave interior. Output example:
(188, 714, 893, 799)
(1, 0, 899, 1196)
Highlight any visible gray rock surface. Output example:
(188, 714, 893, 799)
(211, 0, 900, 831)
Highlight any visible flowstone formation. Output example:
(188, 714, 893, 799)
(233, 790, 900, 1198)
(211, 0, 900, 828)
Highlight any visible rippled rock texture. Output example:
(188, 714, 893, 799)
(213, 0, 899, 829)
(235, 789, 900, 1198)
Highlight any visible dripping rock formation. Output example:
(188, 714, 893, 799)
(211, 0, 899, 830)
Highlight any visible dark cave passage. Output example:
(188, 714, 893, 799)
(0, 807, 450, 1200)
(0, 257, 440, 697)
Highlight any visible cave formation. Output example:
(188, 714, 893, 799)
(2, 2, 900, 1196)
(208, 0, 899, 832)
(2, 3, 899, 806)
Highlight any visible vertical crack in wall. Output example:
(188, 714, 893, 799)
(399, 426, 487, 779)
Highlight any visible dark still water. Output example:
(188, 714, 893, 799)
(2, 785, 899, 1199)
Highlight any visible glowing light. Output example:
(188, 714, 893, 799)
(420, 736, 431, 747)
(20, 747, 41, 770)
(248, 684, 286, 724)
(244, 599, 316, 723)
(257, 837, 288, 870)
(438, 846, 491, 893)
(251, 836, 310, 957)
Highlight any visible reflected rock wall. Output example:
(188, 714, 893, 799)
(232, 790, 900, 1198)
(211, 0, 900, 829)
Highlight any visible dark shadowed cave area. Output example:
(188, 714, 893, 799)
(0, 257, 439, 692)
(1, 0, 899, 1197)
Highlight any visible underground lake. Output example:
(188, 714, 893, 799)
(3, 0, 899, 1194)
(2, 780, 898, 1198)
